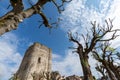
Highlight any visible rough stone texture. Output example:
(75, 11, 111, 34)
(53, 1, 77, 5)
(48, 72, 83, 80)
(51, 71, 63, 80)
(66, 75, 83, 80)
(16, 42, 52, 80)
(15, 42, 83, 80)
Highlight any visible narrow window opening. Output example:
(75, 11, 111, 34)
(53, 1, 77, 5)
(38, 57, 41, 63)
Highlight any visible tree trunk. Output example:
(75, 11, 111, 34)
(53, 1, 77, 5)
(102, 61, 116, 80)
(79, 53, 94, 80)
(0, 0, 48, 35)
(101, 73, 107, 80)
(109, 63, 120, 79)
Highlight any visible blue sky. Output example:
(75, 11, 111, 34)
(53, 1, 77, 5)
(0, 0, 120, 80)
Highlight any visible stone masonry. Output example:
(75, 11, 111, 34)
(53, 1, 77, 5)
(16, 42, 52, 80)
(15, 42, 83, 80)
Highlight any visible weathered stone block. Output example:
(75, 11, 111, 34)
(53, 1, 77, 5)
(16, 42, 52, 80)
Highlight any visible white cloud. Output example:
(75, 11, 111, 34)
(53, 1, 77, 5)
(106, 0, 120, 48)
(1, 0, 120, 79)
(59, 0, 120, 78)
(52, 51, 101, 78)
(52, 50, 82, 76)
(60, 0, 105, 33)
(0, 33, 22, 80)
(61, 0, 120, 47)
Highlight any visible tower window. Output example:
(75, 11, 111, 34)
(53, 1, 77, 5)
(38, 57, 41, 63)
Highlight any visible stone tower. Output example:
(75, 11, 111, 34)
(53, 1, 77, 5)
(16, 42, 52, 80)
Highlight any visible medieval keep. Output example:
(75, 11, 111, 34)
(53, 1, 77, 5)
(16, 42, 52, 80)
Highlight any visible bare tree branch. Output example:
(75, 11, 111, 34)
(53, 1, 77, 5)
(93, 41, 120, 79)
(68, 19, 120, 80)
(0, 0, 71, 35)
(51, 0, 72, 13)
(10, 0, 24, 14)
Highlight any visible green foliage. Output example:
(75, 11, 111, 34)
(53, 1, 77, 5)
(106, 46, 115, 52)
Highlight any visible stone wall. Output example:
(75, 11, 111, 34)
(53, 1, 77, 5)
(16, 42, 52, 80)
(14, 42, 83, 80)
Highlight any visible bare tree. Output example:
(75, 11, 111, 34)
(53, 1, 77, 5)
(0, 0, 72, 35)
(93, 42, 120, 80)
(68, 19, 120, 80)
(95, 64, 108, 80)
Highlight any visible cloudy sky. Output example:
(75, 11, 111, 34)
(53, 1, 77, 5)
(0, 0, 120, 80)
